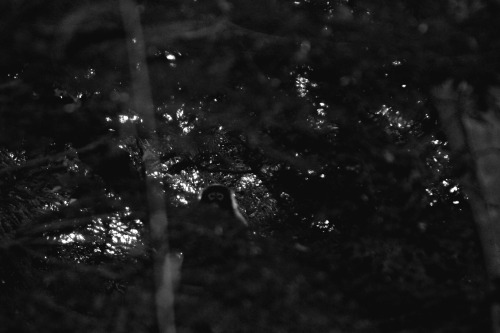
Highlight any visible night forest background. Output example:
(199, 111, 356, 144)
(2, 0, 500, 332)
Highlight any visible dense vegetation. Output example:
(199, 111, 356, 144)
(1, 0, 499, 332)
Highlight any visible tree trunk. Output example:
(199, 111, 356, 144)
(119, 1, 177, 333)
(432, 80, 500, 333)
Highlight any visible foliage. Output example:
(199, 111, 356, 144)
(0, 0, 497, 332)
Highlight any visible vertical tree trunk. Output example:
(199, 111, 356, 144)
(432, 80, 500, 333)
(119, 1, 177, 333)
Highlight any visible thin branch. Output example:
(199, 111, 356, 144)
(145, 18, 291, 44)
(15, 214, 105, 237)
(0, 136, 109, 178)
(199, 166, 252, 174)
(166, 156, 252, 175)
(225, 20, 290, 42)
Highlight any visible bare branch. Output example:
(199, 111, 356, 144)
(0, 136, 110, 178)
(199, 166, 252, 174)
(16, 214, 104, 237)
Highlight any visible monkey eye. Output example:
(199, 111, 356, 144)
(207, 191, 225, 201)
